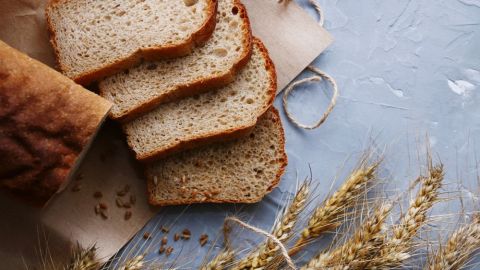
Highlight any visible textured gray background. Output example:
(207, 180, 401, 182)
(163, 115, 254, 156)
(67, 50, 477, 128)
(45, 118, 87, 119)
(113, 0, 480, 268)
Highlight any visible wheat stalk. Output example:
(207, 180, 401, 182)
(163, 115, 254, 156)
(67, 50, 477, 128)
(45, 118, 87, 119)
(202, 249, 235, 270)
(233, 181, 310, 270)
(119, 255, 145, 270)
(368, 163, 444, 268)
(290, 161, 380, 255)
(65, 245, 99, 270)
(301, 202, 392, 270)
(426, 214, 480, 270)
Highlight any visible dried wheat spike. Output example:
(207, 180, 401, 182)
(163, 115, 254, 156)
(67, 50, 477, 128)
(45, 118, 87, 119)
(369, 163, 444, 268)
(119, 255, 145, 270)
(427, 214, 480, 270)
(202, 249, 235, 270)
(233, 181, 310, 270)
(66, 244, 99, 270)
(301, 203, 392, 270)
(290, 161, 380, 255)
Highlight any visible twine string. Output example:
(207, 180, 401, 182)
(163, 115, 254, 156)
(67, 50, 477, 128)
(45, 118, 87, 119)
(282, 66, 339, 130)
(223, 216, 297, 270)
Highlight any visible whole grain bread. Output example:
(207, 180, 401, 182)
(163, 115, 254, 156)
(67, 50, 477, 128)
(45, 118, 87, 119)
(0, 41, 112, 206)
(123, 38, 276, 162)
(99, 0, 252, 122)
(146, 107, 287, 206)
(46, 0, 217, 85)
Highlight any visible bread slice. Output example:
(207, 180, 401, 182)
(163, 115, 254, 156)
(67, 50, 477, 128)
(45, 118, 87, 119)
(0, 41, 112, 206)
(46, 0, 217, 85)
(146, 107, 287, 206)
(123, 38, 276, 162)
(99, 0, 252, 122)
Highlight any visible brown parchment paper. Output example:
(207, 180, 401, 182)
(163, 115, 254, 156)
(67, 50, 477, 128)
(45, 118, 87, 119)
(0, 0, 332, 268)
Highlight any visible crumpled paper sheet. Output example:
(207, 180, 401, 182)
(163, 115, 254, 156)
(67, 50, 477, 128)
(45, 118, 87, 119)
(0, 0, 331, 268)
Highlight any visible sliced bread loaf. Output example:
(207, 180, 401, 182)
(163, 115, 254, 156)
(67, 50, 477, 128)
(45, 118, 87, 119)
(99, 0, 252, 122)
(146, 107, 287, 206)
(46, 0, 217, 85)
(123, 38, 276, 162)
(0, 41, 112, 206)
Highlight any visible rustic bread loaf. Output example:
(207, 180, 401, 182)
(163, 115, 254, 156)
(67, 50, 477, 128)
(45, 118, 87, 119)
(145, 108, 286, 206)
(99, 0, 252, 122)
(0, 41, 112, 206)
(123, 38, 276, 162)
(46, 0, 217, 85)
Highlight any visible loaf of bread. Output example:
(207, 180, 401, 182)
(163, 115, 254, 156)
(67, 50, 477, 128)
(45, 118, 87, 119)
(146, 107, 287, 206)
(0, 41, 112, 206)
(99, 0, 252, 122)
(123, 38, 276, 162)
(46, 0, 217, 85)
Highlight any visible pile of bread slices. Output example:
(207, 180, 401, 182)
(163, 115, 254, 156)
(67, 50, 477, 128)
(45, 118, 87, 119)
(46, 0, 287, 206)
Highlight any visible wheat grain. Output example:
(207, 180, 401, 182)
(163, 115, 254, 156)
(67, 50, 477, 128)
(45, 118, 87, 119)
(301, 203, 392, 270)
(66, 244, 99, 270)
(233, 181, 310, 270)
(290, 161, 380, 255)
(368, 163, 444, 269)
(427, 214, 480, 270)
(119, 255, 145, 270)
(202, 250, 235, 270)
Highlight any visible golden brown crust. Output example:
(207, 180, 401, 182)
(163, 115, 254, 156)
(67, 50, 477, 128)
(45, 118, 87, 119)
(45, 0, 218, 86)
(146, 107, 287, 206)
(130, 37, 276, 162)
(104, 0, 253, 122)
(0, 41, 111, 206)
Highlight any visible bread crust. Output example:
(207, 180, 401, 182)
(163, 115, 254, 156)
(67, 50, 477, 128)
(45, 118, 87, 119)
(45, 0, 218, 86)
(130, 37, 276, 163)
(102, 0, 253, 122)
(145, 107, 287, 206)
(0, 41, 111, 206)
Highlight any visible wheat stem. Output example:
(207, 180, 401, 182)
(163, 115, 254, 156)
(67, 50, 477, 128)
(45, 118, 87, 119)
(427, 214, 480, 270)
(290, 162, 379, 256)
(368, 163, 444, 268)
(234, 181, 310, 270)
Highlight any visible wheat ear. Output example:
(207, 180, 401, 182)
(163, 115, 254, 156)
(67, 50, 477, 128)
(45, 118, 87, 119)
(301, 202, 392, 270)
(427, 214, 480, 270)
(233, 181, 310, 270)
(369, 163, 444, 268)
(119, 255, 145, 270)
(202, 249, 235, 270)
(66, 244, 100, 270)
(290, 161, 379, 255)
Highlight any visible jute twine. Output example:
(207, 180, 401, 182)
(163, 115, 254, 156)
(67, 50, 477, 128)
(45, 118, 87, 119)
(282, 66, 339, 130)
(223, 216, 297, 270)
(277, 0, 337, 130)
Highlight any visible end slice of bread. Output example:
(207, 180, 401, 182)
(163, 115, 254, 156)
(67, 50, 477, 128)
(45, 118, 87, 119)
(0, 41, 112, 206)
(146, 107, 287, 206)
(123, 38, 276, 162)
(99, 0, 252, 122)
(46, 0, 218, 85)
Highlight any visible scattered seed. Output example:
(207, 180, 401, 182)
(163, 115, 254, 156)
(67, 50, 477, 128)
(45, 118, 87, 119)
(182, 229, 191, 240)
(124, 211, 132, 221)
(165, 246, 173, 256)
(71, 184, 81, 192)
(159, 246, 165, 254)
(117, 190, 127, 197)
(99, 203, 108, 210)
(116, 198, 124, 207)
(130, 194, 136, 205)
(199, 234, 208, 246)
(93, 191, 103, 198)
(161, 226, 170, 233)
(143, 232, 151, 240)
(161, 236, 168, 245)
(123, 202, 132, 209)
(174, 233, 180, 241)
(100, 210, 108, 220)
